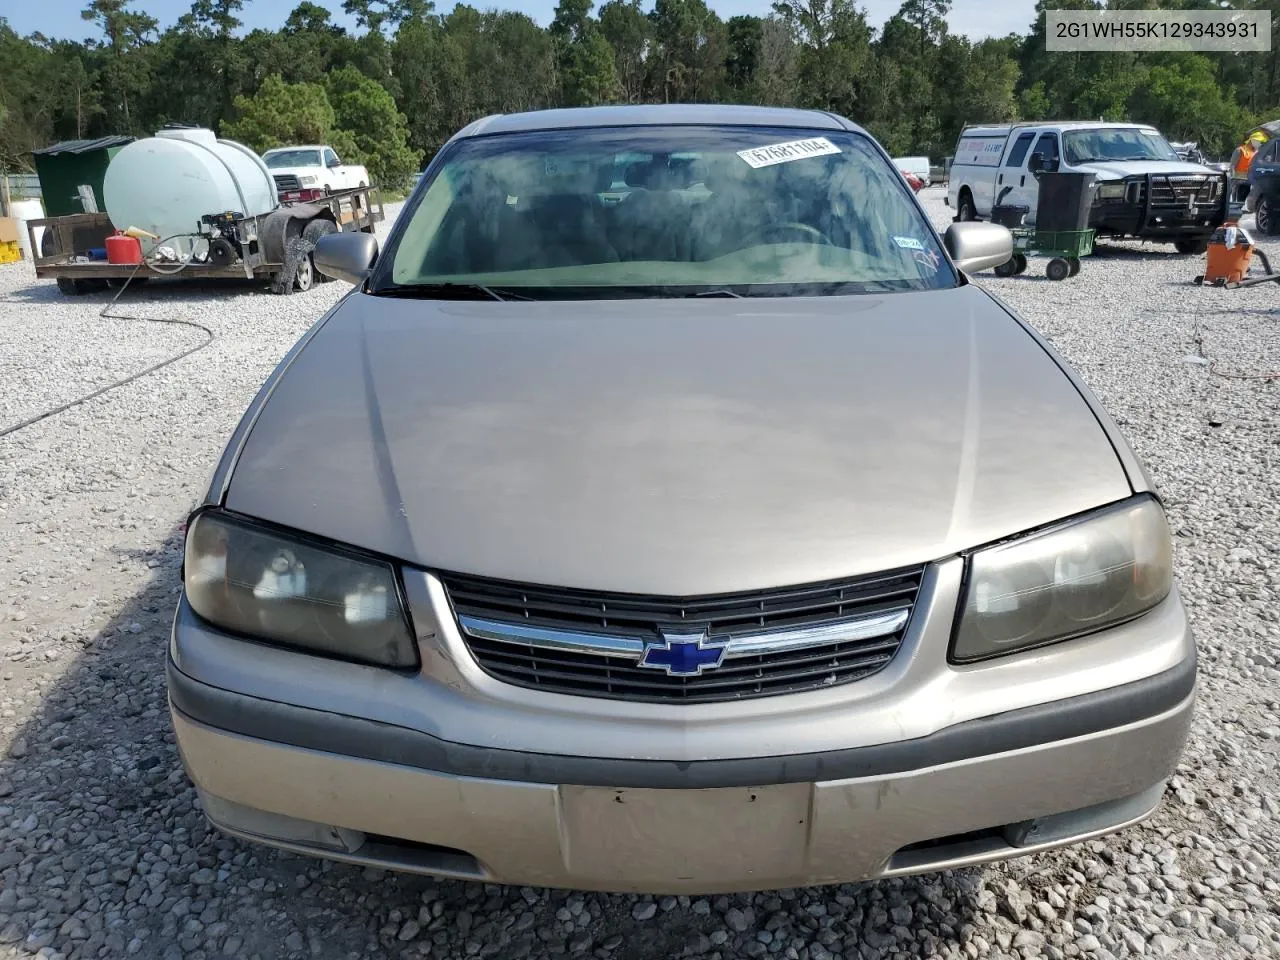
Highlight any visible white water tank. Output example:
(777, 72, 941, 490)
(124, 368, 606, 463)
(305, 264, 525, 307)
(102, 127, 277, 254)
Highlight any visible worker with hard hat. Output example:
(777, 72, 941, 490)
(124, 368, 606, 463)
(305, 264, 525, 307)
(1234, 128, 1271, 211)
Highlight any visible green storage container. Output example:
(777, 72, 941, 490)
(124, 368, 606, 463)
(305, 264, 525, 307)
(30, 136, 134, 218)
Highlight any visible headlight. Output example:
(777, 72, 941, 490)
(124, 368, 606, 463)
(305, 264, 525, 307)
(184, 511, 418, 668)
(1098, 182, 1126, 201)
(953, 496, 1173, 663)
(300, 175, 318, 186)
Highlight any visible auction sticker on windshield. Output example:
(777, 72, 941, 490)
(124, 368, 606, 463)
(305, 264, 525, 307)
(737, 138, 841, 169)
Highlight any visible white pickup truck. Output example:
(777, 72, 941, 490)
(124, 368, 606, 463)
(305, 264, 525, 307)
(262, 145, 370, 202)
(947, 121, 1227, 253)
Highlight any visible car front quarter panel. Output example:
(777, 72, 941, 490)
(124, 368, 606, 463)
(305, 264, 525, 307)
(978, 287, 1154, 496)
(201, 297, 354, 507)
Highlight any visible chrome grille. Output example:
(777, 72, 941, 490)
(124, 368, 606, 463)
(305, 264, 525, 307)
(273, 174, 301, 193)
(442, 567, 924, 703)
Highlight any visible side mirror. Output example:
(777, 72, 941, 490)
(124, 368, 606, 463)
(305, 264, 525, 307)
(944, 221, 1014, 274)
(1028, 152, 1058, 174)
(313, 231, 378, 285)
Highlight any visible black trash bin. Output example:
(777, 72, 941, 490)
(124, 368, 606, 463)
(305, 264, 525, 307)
(1036, 172, 1096, 232)
(991, 204, 1030, 228)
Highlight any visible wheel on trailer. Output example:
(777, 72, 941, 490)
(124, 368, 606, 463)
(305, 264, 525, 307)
(1046, 258, 1071, 281)
(1174, 237, 1209, 255)
(43, 230, 99, 295)
(53, 275, 106, 295)
(1012, 254, 1028, 275)
(1067, 257, 1081, 277)
(293, 251, 314, 292)
(105, 275, 149, 290)
(302, 219, 339, 283)
(994, 258, 1016, 278)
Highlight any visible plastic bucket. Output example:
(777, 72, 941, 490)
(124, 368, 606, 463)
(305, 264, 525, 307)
(9, 198, 45, 262)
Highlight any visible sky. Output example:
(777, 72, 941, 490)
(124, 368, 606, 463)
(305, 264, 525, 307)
(6, 0, 1038, 44)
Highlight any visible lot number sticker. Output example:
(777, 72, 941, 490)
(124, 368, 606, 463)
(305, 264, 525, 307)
(737, 137, 841, 169)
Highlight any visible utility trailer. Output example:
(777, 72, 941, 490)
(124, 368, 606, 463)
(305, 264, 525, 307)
(26, 185, 384, 296)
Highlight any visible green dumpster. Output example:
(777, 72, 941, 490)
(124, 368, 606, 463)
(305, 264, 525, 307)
(30, 136, 134, 218)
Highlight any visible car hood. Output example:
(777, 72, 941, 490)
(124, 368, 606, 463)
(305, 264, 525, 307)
(1077, 159, 1217, 180)
(265, 165, 323, 179)
(224, 287, 1131, 595)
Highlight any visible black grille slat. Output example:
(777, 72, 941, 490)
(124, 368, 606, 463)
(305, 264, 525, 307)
(465, 646, 895, 701)
(444, 567, 923, 704)
(469, 656, 892, 699)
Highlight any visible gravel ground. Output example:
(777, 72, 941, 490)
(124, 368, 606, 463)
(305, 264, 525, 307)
(1, 188, 1278, 960)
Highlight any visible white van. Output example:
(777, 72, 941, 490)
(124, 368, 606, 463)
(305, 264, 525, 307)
(892, 156, 931, 187)
(946, 121, 1228, 252)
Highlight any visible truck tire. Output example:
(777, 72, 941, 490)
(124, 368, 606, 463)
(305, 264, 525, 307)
(956, 189, 977, 222)
(1174, 238, 1209, 255)
(1256, 197, 1276, 236)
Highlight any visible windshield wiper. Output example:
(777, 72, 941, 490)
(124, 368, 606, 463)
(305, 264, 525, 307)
(688, 288, 744, 298)
(375, 282, 536, 302)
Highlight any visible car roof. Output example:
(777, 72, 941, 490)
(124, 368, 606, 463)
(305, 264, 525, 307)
(456, 104, 860, 138)
(263, 145, 325, 152)
(963, 121, 1158, 137)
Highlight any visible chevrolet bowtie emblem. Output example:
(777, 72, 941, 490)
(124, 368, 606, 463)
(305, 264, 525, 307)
(639, 628, 727, 677)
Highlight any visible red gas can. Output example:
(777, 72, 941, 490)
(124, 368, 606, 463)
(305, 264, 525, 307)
(105, 232, 143, 265)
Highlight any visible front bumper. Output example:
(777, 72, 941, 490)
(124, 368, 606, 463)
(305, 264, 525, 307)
(169, 650, 1195, 893)
(1091, 200, 1222, 239)
(168, 550, 1197, 893)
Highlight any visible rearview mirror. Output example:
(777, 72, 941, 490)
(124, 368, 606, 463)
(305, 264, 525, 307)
(943, 221, 1014, 274)
(313, 231, 378, 285)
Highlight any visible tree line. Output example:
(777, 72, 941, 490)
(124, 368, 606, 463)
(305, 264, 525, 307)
(1, 0, 1276, 191)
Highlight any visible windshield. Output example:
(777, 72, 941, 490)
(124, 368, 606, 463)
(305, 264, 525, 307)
(264, 149, 321, 168)
(1062, 129, 1180, 164)
(377, 126, 955, 299)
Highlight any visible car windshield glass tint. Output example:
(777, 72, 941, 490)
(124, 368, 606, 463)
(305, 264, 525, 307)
(265, 150, 322, 168)
(1062, 130, 1180, 164)
(378, 126, 956, 298)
